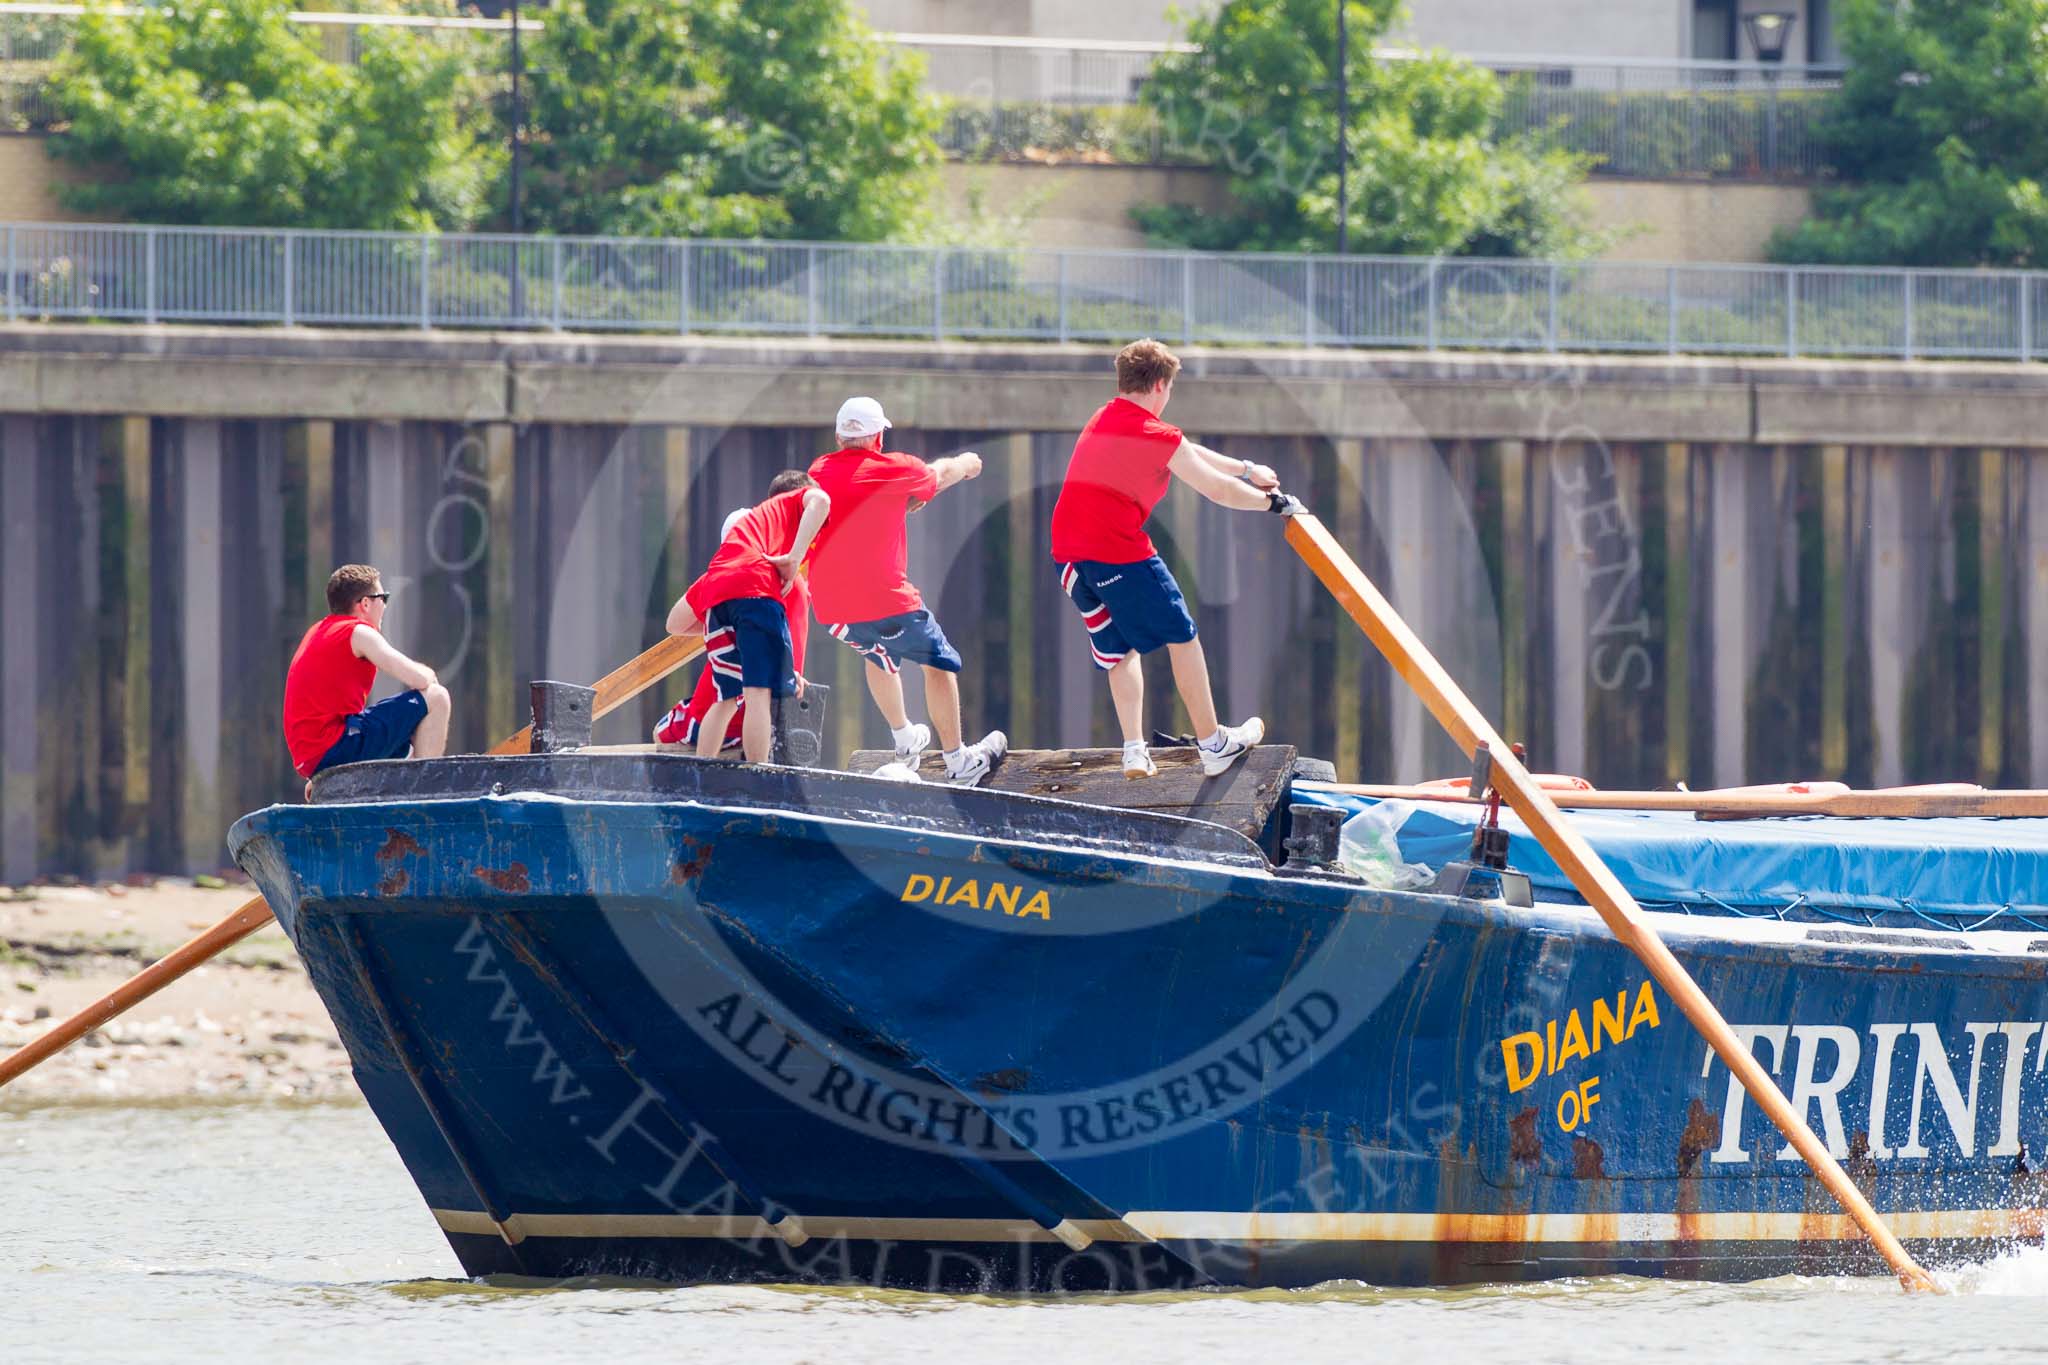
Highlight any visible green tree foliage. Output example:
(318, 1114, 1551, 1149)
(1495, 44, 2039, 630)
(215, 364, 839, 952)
(514, 0, 941, 240)
(45, 0, 499, 230)
(1772, 0, 2048, 267)
(1135, 0, 1599, 256)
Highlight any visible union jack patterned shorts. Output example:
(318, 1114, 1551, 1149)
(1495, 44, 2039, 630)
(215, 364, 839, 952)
(825, 608, 963, 675)
(1057, 555, 1198, 670)
(703, 598, 796, 700)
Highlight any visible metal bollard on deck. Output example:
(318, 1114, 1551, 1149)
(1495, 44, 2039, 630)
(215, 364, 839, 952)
(529, 680, 596, 753)
(771, 683, 830, 768)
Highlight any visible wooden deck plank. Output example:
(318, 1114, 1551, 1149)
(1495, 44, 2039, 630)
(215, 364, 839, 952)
(849, 744, 1299, 843)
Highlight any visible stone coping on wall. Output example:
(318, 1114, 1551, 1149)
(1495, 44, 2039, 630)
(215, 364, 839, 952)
(2, 322, 2044, 445)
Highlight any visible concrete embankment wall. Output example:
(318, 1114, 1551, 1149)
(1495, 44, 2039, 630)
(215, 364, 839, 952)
(939, 162, 1815, 262)
(3, 322, 2047, 878)
(2, 133, 1814, 262)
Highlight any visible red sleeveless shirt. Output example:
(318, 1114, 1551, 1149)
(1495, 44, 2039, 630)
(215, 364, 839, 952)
(283, 616, 376, 777)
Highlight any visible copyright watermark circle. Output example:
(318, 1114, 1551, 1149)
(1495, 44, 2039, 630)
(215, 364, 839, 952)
(410, 242, 1644, 1287)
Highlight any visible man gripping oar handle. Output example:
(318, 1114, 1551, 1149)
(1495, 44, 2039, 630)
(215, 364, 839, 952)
(1278, 507, 1941, 1294)
(0, 633, 706, 1093)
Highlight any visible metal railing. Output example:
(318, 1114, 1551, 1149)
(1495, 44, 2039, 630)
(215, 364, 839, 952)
(1482, 56, 1843, 180)
(897, 37, 1842, 178)
(3, 221, 2041, 363)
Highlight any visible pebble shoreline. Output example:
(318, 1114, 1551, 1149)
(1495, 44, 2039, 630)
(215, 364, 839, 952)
(0, 880, 354, 1104)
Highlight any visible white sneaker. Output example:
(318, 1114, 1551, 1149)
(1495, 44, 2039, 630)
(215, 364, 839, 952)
(1198, 717, 1264, 777)
(945, 730, 1009, 787)
(894, 722, 932, 762)
(1122, 740, 1156, 779)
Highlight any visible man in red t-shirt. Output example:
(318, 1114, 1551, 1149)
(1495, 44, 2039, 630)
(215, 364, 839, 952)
(664, 473, 831, 763)
(655, 572, 810, 751)
(654, 485, 814, 751)
(1050, 338, 1299, 780)
(807, 396, 1008, 786)
(282, 564, 452, 797)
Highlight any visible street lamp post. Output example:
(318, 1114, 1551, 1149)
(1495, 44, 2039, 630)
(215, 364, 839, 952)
(1742, 10, 1797, 64)
(509, 0, 524, 234)
(1336, 0, 1348, 255)
(1741, 12, 1796, 175)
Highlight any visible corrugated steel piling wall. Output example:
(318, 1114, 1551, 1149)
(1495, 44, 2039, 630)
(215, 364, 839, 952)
(3, 327, 2046, 878)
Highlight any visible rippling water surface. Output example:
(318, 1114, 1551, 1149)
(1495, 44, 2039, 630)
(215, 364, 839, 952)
(5, 1103, 2045, 1363)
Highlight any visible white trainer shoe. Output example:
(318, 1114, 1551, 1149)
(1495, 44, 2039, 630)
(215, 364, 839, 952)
(945, 730, 1009, 787)
(1198, 717, 1265, 777)
(894, 722, 932, 762)
(1122, 740, 1156, 779)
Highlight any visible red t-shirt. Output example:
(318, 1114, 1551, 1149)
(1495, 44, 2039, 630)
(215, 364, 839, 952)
(679, 576, 811, 743)
(1049, 397, 1185, 564)
(282, 615, 377, 778)
(682, 488, 812, 618)
(805, 447, 940, 625)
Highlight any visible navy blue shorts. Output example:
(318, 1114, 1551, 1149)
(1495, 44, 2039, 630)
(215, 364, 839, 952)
(313, 690, 429, 774)
(827, 608, 963, 675)
(705, 598, 797, 700)
(1058, 556, 1198, 668)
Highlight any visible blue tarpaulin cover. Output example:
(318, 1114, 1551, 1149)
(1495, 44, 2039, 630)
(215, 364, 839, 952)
(1292, 785, 2048, 925)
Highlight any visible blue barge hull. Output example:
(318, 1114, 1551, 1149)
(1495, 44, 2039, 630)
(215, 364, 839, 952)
(229, 753, 2048, 1291)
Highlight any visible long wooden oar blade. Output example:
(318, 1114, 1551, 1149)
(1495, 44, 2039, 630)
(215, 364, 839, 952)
(0, 633, 705, 1092)
(1282, 512, 1940, 1293)
(1324, 782, 2048, 820)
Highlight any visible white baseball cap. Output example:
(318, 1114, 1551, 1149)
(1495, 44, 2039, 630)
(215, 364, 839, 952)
(720, 507, 749, 540)
(835, 396, 891, 440)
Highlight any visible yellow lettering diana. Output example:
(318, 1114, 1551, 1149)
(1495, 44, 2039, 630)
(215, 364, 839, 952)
(1496, 982, 1662, 1090)
(898, 875, 1054, 922)
(1626, 980, 1660, 1035)
(1502, 1032, 1544, 1093)
(1556, 1010, 1591, 1069)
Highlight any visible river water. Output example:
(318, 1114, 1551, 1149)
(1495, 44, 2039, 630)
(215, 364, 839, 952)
(5, 1101, 2045, 1363)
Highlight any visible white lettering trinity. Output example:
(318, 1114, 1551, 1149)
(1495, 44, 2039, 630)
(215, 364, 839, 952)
(1702, 1019, 2048, 1165)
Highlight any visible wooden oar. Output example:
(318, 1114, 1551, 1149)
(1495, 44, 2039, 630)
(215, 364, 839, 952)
(1324, 782, 2048, 820)
(0, 633, 705, 1092)
(1283, 513, 1940, 1293)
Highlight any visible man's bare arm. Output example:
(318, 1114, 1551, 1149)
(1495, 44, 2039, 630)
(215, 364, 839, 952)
(766, 486, 832, 587)
(1185, 439, 1280, 492)
(352, 625, 438, 691)
(1168, 441, 1273, 510)
(665, 595, 704, 638)
(927, 451, 984, 495)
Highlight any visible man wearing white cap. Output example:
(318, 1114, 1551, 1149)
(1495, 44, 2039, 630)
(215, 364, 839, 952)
(807, 397, 1007, 786)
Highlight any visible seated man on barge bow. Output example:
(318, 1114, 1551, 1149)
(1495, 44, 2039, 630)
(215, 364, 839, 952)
(282, 564, 452, 798)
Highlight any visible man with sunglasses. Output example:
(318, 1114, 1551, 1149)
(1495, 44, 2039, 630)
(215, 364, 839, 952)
(283, 564, 452, 795)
